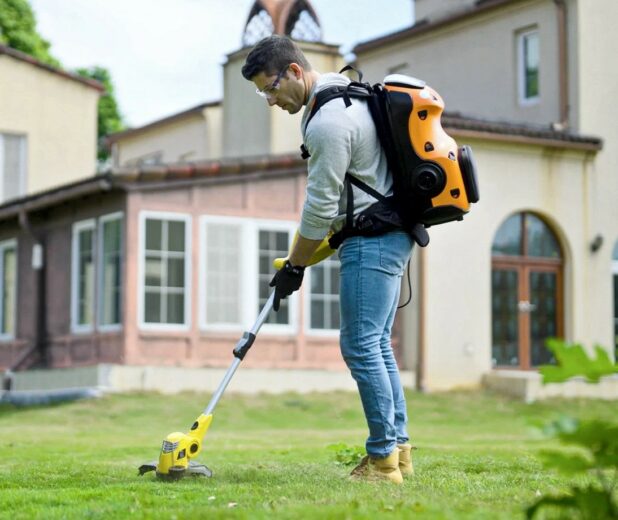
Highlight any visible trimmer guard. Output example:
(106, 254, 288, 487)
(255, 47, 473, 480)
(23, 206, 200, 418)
(138, 461, 213, 479)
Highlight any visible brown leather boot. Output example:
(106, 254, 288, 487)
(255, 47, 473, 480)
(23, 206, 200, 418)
(397, 443, 415, 476)
(350, 449, 403, 484)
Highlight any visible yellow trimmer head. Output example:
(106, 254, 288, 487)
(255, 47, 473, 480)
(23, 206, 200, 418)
(138, 414, 214, 479)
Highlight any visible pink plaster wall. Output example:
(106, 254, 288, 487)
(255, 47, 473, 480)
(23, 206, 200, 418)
(123, 173, 346, 370)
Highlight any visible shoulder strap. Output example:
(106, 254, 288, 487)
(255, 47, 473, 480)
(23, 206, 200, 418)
(304, 84, 373, 132)
(345, 173, 388, 203)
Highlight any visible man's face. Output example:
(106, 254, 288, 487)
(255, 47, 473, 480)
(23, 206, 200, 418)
(252, 65, 305, 114)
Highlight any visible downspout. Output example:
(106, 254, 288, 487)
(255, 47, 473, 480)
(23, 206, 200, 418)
(18, 209, 47, 367)
(554, 0, 569, 128)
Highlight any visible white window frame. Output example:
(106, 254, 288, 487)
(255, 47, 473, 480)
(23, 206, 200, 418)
(0, 133, 28, 203)
(97, 212, 124, 332)
(254, 219, 298, 334)
(304, 254, 341, 337)
(138, 211, 192, 332)
(199, 215, 297, 335)
(71, 219, 96, 334)
(517, 28, 540, 106)
(0, 238, 18, 341)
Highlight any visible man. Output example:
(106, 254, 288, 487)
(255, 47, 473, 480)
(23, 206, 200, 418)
(242, 35, 414, 484)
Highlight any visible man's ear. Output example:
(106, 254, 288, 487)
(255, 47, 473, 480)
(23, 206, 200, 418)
(289, 63, 303, 79)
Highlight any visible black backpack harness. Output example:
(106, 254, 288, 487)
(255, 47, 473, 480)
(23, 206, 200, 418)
(300, 69, 430, 250)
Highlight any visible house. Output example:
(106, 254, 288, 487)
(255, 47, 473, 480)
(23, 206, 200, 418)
(1, 0, 616, 398)
(0, 44, 102, 202)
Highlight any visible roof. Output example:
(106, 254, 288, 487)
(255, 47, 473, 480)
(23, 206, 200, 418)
(0, 44, 104, 92)
(0, 153, 306, 220)
(443, 112, 603, 151)
(106, 101, 222, 143)
(354, 0, 521, 54)
(0, 113, 602, 221)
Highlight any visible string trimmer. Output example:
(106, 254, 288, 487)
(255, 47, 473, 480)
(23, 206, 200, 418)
(138, 232, 335, 480)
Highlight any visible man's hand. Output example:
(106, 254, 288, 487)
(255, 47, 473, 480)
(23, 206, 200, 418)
(269, 260, 305, 311)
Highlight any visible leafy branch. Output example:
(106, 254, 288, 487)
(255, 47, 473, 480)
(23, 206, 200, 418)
(527, 339, 618, 519)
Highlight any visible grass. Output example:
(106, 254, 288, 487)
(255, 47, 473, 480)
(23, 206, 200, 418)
(0, 388, 616, 519)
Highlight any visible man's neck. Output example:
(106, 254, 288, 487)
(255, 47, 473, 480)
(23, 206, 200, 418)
(304, 70, 321, 105)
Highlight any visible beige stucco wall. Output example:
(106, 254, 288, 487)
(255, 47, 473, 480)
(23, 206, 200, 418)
(419, 137, 601, 390)
(356, 0, 561, 126)
(0, 55, 98, 197)
(223, 42, 344, 158)
(114, 106, 223, 166)
(575, 0, 618, 349)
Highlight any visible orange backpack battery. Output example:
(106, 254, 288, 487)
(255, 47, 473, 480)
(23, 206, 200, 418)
(302, 69, 479, 245)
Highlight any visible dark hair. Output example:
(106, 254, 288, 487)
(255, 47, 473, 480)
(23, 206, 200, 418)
(241, 35, 311, 80)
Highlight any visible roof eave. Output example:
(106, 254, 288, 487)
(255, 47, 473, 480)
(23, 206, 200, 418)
(354, 0, 521, 54)
(0, 44, 105, 92)
(106, 101, 222, 143)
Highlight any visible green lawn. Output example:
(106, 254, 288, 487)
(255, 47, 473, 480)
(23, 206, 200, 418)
(0, 388, 616, 519)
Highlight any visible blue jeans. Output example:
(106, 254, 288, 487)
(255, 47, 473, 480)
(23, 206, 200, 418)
(338, 230, 413, 458)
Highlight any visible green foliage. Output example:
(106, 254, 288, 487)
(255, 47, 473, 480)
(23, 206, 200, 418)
(527, 485, 617, 520)
(75, 66, 125, 163)
(327, 443, 365, 466)
(0, 0, 60, 67)
(540, 338, 618, 384)
(528, 340, 618, 519)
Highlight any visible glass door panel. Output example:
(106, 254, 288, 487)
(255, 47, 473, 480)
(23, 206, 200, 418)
(529, 271, 557, 366)
(492, 269, 519, 366)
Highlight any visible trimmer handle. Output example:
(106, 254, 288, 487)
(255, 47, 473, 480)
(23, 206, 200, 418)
(233, 292, 275, 360)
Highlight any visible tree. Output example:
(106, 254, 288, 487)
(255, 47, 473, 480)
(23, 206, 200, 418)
(0, 0, 60, 67)
(76, 66, 125, 163)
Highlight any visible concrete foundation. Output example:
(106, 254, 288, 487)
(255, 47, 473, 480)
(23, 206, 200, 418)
(483, 370, 618, 403)
(3, 364, 416, 395)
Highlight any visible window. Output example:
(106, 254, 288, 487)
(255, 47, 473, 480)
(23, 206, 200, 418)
(71, 213, 124, 333)
(139, 212, 191, 329)
(98, 213, 123, 329)
(71, 220, 96, 332)
(491, 212, 563, 369)
(200, 216, 296, 332)
(0, 239, 17, 339)
(518, 29, 540, 104)
(307, 254, 340, 333)
(202, 219, 244, 327)
(612, 241, 618, 361)
(0, 133, 27, 203)
(258, 229, 291, 325)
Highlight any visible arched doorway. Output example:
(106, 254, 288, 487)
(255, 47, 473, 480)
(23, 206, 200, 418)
(491, 212, 564, 369)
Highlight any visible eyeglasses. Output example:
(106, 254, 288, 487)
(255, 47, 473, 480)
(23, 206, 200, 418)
(255, 66, 289, 100)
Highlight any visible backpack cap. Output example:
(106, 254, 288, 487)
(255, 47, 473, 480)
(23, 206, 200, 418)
(383, 74, 426, 89)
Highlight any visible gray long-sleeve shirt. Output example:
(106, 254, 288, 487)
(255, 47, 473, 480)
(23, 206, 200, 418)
(299, 73, 393, 240)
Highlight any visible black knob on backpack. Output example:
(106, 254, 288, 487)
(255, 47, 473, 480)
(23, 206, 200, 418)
(410, 163, 446, 198)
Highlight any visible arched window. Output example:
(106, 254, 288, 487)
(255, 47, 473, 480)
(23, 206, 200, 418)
(243, 9, 276, 47)
(612, 240, 618, 360)
(242, 0, 322, 47)
(491, 212, 563, 369)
